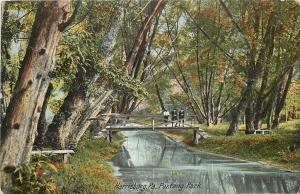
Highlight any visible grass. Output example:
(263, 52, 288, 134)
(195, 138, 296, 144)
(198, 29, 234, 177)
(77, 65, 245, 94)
(54, 132, 123, 194)
(163, 120, 300, 171)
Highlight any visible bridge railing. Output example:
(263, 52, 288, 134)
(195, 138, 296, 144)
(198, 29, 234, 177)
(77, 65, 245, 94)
(89, 113, 198, 126)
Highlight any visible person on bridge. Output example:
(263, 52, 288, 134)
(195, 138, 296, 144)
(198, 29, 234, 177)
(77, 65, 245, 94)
(163, 110, 170, 126)
(179, 108, 185, 127)
(171, 109, 178, 127)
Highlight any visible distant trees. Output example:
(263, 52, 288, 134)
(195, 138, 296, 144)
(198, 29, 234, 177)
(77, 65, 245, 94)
(219, 0, 300, 135)
(144, 0, 300, 133)
(221, 0, 279, 134)
(150, 1, 238, 124)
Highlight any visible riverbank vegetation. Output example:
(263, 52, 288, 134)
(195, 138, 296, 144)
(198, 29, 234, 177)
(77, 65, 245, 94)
(1, 0, 300, 192)
(3, 131, 123, 194)
(163, 119, 300, 171)
(56, 132, 123, 194)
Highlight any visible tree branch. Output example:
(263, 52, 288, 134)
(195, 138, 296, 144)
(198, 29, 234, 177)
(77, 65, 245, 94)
(59, 0, 82, 32)
(218, 0, 251, 49)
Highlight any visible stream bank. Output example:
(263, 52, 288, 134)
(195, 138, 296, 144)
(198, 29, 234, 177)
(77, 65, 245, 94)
(109, 131, 300, 194)
(161, 120, 300, 172)
(56, 132, 123, 194)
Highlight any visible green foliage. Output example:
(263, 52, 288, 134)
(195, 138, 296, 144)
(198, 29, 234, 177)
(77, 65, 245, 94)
(95, 63, 148, 99)
(4, 154, 58, 194)
(52, 3, 148, 101)
(286, 77, 300, 119)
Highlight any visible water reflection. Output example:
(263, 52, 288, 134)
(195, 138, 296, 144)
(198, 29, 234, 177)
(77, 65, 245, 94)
(109, 131, 300, 194)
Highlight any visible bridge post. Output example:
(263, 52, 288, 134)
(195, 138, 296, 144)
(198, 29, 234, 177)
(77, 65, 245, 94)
(109, 130, 112, 142)
(106, 129, 112, 143)
(193, 129, 199, 145)
(152, 119, 155, 131)
(106, 130, 109, 142)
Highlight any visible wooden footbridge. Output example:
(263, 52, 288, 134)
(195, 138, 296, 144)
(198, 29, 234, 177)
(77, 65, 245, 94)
(89, 113, 204, 144)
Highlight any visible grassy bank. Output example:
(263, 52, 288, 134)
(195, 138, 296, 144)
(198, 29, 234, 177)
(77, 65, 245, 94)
(55, 132, 123, 194)
(163, 120, 300, 171)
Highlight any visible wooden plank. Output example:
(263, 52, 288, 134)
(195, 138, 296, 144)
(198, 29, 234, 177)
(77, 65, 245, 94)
(31, 150, 75, 155)
(254, 129, 272, 135)
(107, 126, 200, 131)
(31, 150, 74, 164)
(107, 126, 200, 130)
(63, 153, 71, 163)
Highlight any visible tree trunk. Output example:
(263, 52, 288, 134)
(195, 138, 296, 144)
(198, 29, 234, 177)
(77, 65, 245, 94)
(265, 90, 277, 130)
(253, 22, 275, 129)
(124, 0, 165, 74)
(292, 105, 296, 119)
(0, 0, 71, 188)
(267, 111, 273, 130)
(205, 70, 215, 126)
(253, 66, 269, 130)
(45, 68, 87, 149)
(155, 83, 165, 112)
(118, 0, 165, 114)
(226, 8, 277, 135)
(34, 83, 53, 147)
(272, 67, 294, 129)
(227, 108, 241, 136)
(213, 67, 228, 125)
(65, 91, 112, 148)
(227, 79, 255, 135)
(245, 100, 255, 134)
(91, 106, 112, 135)
(285, 104, 288, 122)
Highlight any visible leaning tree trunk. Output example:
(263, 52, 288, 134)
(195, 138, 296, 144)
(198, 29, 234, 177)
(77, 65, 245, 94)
(253, 66, 269, 130)
(272, 67, 294, 129)
(45, 6, 123, 149)
(65, 90, 112, 148)
(155, 83, 166, 112)
(124, 0, 165, 74)
(0, 0, 70, 188)
(45, 68, 87, 149)
(118, 0, 165, 114)
(91, 104, 113, 136)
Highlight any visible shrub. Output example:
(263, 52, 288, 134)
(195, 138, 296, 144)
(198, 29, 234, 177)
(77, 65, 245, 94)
(4, 154, 58, 194)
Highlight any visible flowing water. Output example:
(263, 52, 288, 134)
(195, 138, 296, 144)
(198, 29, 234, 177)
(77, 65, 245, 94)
(108, 131, 300, 194)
